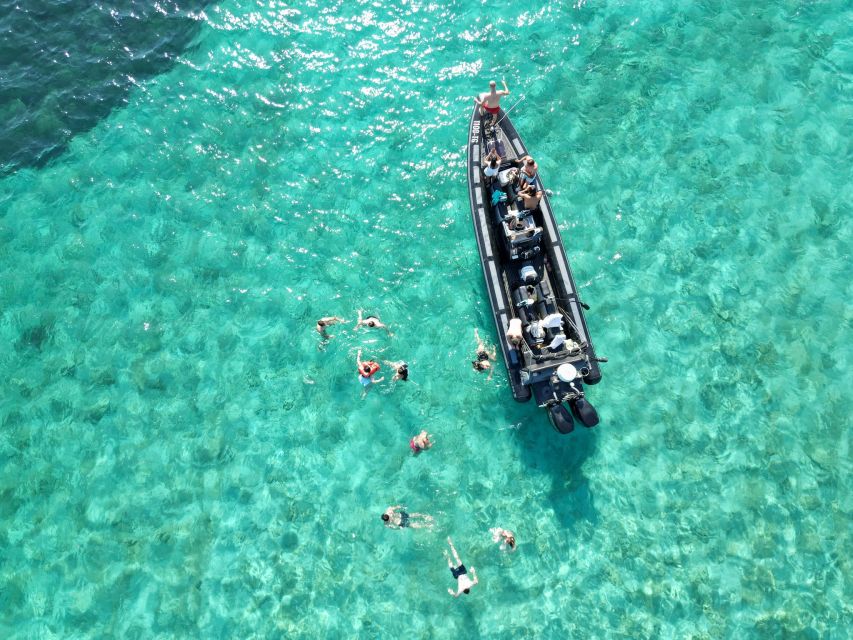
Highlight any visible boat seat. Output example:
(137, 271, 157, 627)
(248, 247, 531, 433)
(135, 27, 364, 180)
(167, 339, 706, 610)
(493, 199, 509, 225)
(510, 227, 542, 246)
(535, 281, 557, 315)
(511, 287, 533, 325)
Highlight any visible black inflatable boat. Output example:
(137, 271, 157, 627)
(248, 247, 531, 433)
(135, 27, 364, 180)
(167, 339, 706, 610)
(465, 104, 605, 434)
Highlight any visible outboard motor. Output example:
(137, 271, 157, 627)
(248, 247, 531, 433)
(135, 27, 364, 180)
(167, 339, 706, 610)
(570, 397, 599, 428)
(548, 403, 574, 434)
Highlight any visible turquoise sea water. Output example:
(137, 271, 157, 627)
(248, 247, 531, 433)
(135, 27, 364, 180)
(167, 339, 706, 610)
(1, 0, 850, 637)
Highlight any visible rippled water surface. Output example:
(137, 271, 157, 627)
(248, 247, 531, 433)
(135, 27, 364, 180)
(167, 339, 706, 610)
(1, 1, 850, 637)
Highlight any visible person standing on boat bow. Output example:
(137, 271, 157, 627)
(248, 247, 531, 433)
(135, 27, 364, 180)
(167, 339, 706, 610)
(474, 79, 510, 127)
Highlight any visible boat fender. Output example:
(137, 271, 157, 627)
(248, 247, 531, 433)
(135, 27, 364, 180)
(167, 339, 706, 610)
(570, 397, 599, 428)
(359, 361, 380, 377)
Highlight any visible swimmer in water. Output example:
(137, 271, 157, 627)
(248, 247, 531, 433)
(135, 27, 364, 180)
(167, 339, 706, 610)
(445, 537, 479, 597)
(409, 430, 434, 455)
(472, 328, 497, 379)
(384, 360, 409, 382)
(316, 316, 345, 339)
(357, 349, 384, 395)
(490, 527, 517, 552)
(381, 505, 434, 529)
(354, 309, 392, 334)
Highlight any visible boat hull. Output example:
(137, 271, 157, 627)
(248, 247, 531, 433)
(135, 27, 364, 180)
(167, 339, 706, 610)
(465, 105, 603, 429)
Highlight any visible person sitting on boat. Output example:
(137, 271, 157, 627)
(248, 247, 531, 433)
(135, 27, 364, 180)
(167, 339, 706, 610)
(516, 155, 538, 187)
(517, 182, 544, 210)
(483, 147, 501, 184)
(354, 309, 391, 334)
(472, 328, 497, 379)
(473, 79, 510, 127)
(507, 317, 524, 347)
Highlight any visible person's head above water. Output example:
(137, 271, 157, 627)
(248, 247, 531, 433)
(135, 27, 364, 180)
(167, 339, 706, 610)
(381, 513, 390, 522)
(489, 80, 497, 89)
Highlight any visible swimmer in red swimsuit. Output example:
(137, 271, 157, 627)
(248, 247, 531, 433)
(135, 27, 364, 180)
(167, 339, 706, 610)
(474, 79, 510, 126)
(409, 430, 434, 454)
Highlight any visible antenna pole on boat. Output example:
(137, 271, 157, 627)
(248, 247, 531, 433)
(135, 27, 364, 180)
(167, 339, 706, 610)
(496, 95, 525, 125)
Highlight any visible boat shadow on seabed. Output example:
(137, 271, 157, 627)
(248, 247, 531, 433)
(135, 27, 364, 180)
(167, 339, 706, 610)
(515, 417, 599, 532)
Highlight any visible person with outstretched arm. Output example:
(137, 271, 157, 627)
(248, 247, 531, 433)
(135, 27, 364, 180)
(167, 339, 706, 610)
(444, 537, 479, 597)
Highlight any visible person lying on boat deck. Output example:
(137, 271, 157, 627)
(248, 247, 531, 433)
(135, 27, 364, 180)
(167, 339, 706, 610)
(357, 349, 384, 390)
(507, 317, 524, 347)
(384, 360, 409, 381)
(472, 328, 497, 379)
(515, 155, 538, 187)
(354, 309, 391, 333)
(316, 316, 345, 338)
(473, 79, 510, 126)
(486, 135, 507, 159)
(445, 537, 479, 597)
(517, 182, 544, 211)
(409, 429, 434, 454)
(382, 505, 434, 529)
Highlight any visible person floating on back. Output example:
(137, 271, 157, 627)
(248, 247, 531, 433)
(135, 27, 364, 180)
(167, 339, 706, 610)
(474, 79, 510, 127)
(354, 309, 391, 334)
(444, 537, 479, 597)
(381, 505, 434, 529)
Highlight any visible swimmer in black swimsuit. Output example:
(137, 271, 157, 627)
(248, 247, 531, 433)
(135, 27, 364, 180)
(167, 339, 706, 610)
(472, 328, 496, 379)
(381, 506, 434, 529)
(445, 537, 479, 597)
(354, 309, 392, 334)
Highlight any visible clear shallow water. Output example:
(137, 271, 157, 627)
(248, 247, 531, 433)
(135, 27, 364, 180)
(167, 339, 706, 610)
(1, 0, 850, 637)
